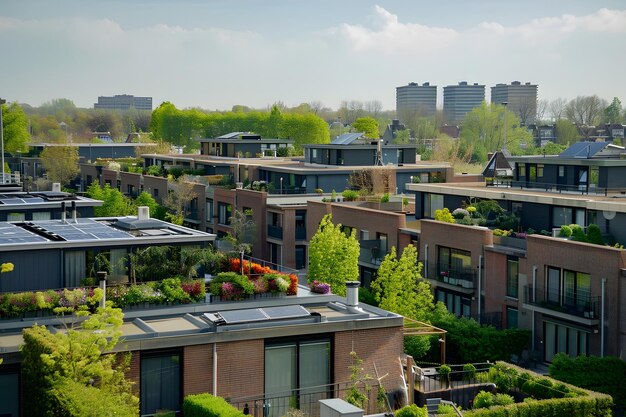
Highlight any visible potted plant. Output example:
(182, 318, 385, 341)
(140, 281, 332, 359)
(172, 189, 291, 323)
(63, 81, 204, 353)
(438, 364, 451, 389)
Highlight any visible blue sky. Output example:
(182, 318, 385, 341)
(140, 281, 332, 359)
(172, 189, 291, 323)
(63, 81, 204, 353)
(1, 1, 625, 110)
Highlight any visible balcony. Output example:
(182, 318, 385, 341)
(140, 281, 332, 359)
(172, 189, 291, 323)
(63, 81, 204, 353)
(432, 262, 477, 290)
(524, 285, 600, 321)
(295, 226, 306, 241)
(358, 239, 388, 266)
(267, 224, 283, 240)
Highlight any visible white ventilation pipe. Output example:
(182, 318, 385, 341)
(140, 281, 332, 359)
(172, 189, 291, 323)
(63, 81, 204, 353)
(345, 281, 363, 314)
(137, 206, 150, 220)
(52, 183, 61, 192)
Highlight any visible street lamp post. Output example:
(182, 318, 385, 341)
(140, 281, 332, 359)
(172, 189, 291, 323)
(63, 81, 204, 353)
(0, 98, 6, 184)
(59, 121, 69, 143)
(502, 101, 508, 152)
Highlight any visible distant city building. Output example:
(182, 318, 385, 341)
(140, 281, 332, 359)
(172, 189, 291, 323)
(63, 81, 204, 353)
(491, 81, 538, 125)
(396, 82, 437, 116)
(443, 81, 485, 124)
(94, 94, 152, 111)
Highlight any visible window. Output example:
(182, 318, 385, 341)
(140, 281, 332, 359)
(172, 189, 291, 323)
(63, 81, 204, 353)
(537, 164, 544, 178)
(265, 338, 331, 417)
(0, 366, 19, 417)
(438, 246, 472, 286)
(141, 351, 181, 416)
(546, 266, 561, 304)
(544, 321, 588, 362)
(423, 193, 443, 218)
(218, 203, 232, 225)
(376, 232, 388, 253)
(7, 212, 25, 222)
(336, 149, 343, 165)
(153, 188, 159, 198)
(206, 200, 213, 222)
(506, 257, 519, 298)
(517, 163, 526, 178)
(397, 148, 405, 163)
(552, 206, 572, 227)
(295, 245, 306, 269)
(435, 289, 471, 317)
(295, 210, 306, 240)
(558, 165, 565, 177)
(359, 230, 369, 241)
(507, 307, 518, 329)
(32, 211, 51, 221)
(564, 270, 591, 311)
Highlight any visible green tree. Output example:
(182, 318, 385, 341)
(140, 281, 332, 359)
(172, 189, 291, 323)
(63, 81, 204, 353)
(40, 145, 79, 186)
(603, 97, 623, 124)
(460, 102, 532, 163)
(352, 117, 380, 138)
(307, 214, 360, 296)
(20, 307, 139, 416)
(541, 141, 567, 155)
(393, 129, 411, 144)
(370, 245, 433, 321)
(1, 102, 30, 153)
(555, 119, 579, 145)
(227, 209, 257, 254)
(87, 182, 134, 217)
(162, 176, 198, 225)
(133, 191, 163, 218)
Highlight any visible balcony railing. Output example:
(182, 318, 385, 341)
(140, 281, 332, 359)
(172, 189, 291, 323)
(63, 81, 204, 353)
(434, 262, 477, 289)
(524, 285, 600, 319)
(267, 224, 283, 239)
(486, 178, 620, 197)
(295, 226, 306, 240)
(358, 239, 388, 265)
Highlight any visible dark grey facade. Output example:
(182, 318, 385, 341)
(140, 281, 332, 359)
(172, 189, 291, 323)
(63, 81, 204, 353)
(303, 144, 417, 166)
(443, 81, 485, 124)
(396, 82, 437, 116)
(200, 136, 293, 158)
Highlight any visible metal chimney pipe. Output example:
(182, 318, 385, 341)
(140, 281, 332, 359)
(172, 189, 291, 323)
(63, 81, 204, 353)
(345, 281, 363, 314)
(71, 201, 77, 223)
(61, 201, 66, 223)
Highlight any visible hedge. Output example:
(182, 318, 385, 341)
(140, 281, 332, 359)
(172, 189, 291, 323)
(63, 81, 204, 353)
(48, 378, 138, 417)
(183, 394, 246, 417)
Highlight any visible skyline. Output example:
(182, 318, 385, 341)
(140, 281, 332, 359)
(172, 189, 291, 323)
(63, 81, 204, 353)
(1, 1, 625, 111)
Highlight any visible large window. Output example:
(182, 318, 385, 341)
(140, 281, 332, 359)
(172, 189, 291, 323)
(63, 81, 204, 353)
(506, 307, 518, 329)
(564, 270, 591, 311)
(0, 366, 19, 417)
(218, 203, 232, 225)
(423, 193, 443, 218)
(545, 267, 594, 317)
(506, 257, 519, 299)
(265, 338, 331, 417)
(141, 351, 181, 416)
(544, 321, 588, 362)
(436, 289, 471, 317)
(438, 246, 473, 287)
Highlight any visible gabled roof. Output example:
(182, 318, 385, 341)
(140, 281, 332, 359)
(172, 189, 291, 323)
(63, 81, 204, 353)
(483, 151, 513, 177)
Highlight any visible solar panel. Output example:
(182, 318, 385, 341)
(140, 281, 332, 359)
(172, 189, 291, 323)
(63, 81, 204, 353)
(29, 219, 132, 241)
(0, 199, 26, 205)
(559, 142, 608, 158)
(263, 305, 310, 319)
(220, 309, 267, 324)
(331, 133, 363, 145)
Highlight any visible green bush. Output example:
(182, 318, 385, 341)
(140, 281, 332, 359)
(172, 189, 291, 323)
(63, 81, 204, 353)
(404, 335, 432, 361)
(49, 378, 138, 417)
(559, 225, 572, 238)
(395, 404, 428, 417)
(208, 272, 254, 300)
(493, 393, 514, 406)
(473, 391, 494, 409)
(160, 277, 192, 303)
(463, 363, 477, 380)
(586, 224, 604, 245)
(380, 193, 390, 203)
(437, 403, 458, 416)
(183, 393, 246, 417)
(342, 189, 360, 201)
(549, 353, 626, 409)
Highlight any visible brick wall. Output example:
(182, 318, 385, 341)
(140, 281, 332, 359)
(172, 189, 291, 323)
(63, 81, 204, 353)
(216, 339, 264, 399)
(126, 350, 141, 397)
(183, 344, 214, 396)
(334, 326, 404, 393)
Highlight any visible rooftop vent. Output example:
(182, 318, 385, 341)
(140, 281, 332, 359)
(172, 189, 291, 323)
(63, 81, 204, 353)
(52, 183, 61, 192)
(138, 206, 150, 221)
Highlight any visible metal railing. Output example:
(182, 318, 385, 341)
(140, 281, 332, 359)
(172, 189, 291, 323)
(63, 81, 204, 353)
(485, 178, 623, 196)
(524, 285, 600, 319)
(432, 262, 477, 289)
(228, 381, 390, 417)
(358, 240, 388, 266)
(267, 224, 284, 239)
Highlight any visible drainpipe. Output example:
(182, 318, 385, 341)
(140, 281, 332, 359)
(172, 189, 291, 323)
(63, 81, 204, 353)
(601, 278, 606, 357)
(477, 255, 483, 324)
(424, 244, 428, 279)
(532, 266, 537, 353)
(213, 343, 218, 395)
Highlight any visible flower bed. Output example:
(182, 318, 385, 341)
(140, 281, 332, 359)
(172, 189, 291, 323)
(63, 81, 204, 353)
(0, 277, 205, 318)
(227, 259, 298, 296)
(309, 280, 331, 294)
(208, 268, 297, 301)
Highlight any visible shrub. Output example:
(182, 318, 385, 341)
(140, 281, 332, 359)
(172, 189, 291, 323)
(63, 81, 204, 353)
(473, 391, 494, 409)
(208, 272, 254, 300)
(438, 403, 458, 416)
(586, 224, 604, 245)
(342, 189, 359, 201)
(380, 193, 390, 203)
(493, 229, 511, 237)
(452, 208, 470, 219)
(264, 273, 289, 293)
(558, 225, 572, 238)
(434, 208, 455, 223)
(493, 393, 514, 406)
(183, 393, 246, 417)
(463, 363, 477, 380)
(309, 280, 331, 294)
(160, 277, 192, 303)
(395, 404, 427, 417)
(404, 335, 432, 361)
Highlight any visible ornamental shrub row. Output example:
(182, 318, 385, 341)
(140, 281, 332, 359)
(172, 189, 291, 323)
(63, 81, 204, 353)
(183, 394, 245, 417)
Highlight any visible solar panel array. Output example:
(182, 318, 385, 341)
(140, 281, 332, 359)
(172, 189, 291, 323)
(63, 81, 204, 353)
(331, 133, 363, 145)
(31, 219, 132, 241)
(0, 222, 47, 245)
(0, 196, 46, 205)
(559, 142, 608, 158)
(218, 305, 310, 324)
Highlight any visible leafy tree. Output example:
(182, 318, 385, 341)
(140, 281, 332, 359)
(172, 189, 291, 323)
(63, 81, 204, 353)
(87, 182, 134, 217)
(548, 97, 567, 121)
(555, 119, 579, 145)
(393, 129, 411, 144)
(541, 141, 566, 155)
(40, 145, 79, 186)
(371, 245, 433, 321)
(1, 102, 30, 152)
(352, 117, 380, 138)
(460, 102, 532, 163)
(20, 307, 139, 416)
(565, 95, 607, 126)
(307, 214, 359, 296)
(227, 209, 257, 253)
(603, 97, 623, 124)
(162, 176, 198, 225)
(134, 191, 164, 219)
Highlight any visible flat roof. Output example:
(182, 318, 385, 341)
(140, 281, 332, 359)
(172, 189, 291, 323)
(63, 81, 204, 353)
(31, 143, 157, 148)
(0, 288, 403, 354)
(407, 182, 626, 213)
(0, 217, 215, 251)
(0, 191, 102, 209)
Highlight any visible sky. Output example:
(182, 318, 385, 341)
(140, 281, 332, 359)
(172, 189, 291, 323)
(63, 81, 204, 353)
(1, 0, 625, 111)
